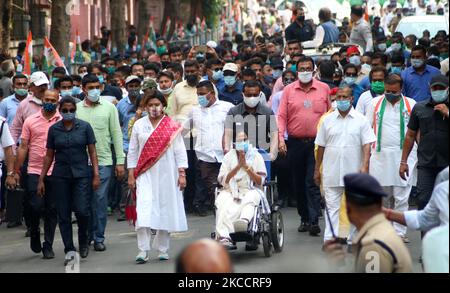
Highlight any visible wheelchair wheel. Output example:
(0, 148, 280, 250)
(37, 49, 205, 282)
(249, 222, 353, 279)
(270, 211, 284, 253)
(262, 233, 272, 257)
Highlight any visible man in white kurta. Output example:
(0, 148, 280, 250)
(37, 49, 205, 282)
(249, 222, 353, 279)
(127, 116, 188, 257)
(366, 77, 417, 240)
(315, 87, 376, 243)
(215, 146, 267, 246)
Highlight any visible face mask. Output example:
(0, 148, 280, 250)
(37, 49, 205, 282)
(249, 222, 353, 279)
(206, 53, 215, 60)
(198, 94, 210, 107)
(283, 78, 296, 86)
(235, 141, 249, 152)
(128, 89, 141, 99)
(336, 100, 351, 112)
(161, 61, 170, 69)
(42, 102, 57, 113)
(441, 53, 449, 60)
(212, 70, 223, 81)
(378, 43, 387, 52)
(344, 76, 356, 85)
(157, 84, 173, 95)
(361, 63, 372, 74)
(272, 69, 283, 79)
(243, 95, 260, 108)
(264, 75, 275, 85)
(349, 55, 361, 66)
(131, 58, 138, 64)
(224, 76, 237, 86)
(385, 93, 401, 102)
(296, 15, 305, 22)
(149, 105, 163, 118)
(390, 66, 402, 75)
(331, 101, 337, 110)
(87, 89, 101, 103)
(72, 86, 82, 96)
(371, 81, 385, 94)
(60, 89, 73, 98)
(51, 77, 59, 88)
(80, 72, 87, 79)
(411, 58, 424, 68)
(156, 46, 167, 55)
(185, 74, 198, 87)
(106, 67, 116, 75)
(15, 88, 28, 97)
(390, 43, 402, 52)
(431, 90, 448, 104)
(62, 112, 76, 122)
(97, 75, 105, 84)
(298, 71, 313, 84)
(290, 64, 297, 72)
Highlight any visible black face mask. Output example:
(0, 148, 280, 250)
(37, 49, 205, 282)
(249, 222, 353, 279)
(185, 74, 198, 87)
(161, 61, 170, 69)
(296, 15, 305, 23)
(333, 79, 342, 86)
(206, 53, 215, 60)
(340, 58, 348, 66)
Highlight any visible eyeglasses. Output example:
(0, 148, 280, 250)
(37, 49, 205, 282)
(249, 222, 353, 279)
(61, 109, 76, 114)
(213, 68, 223, 72)
(345, 73, 358, 77)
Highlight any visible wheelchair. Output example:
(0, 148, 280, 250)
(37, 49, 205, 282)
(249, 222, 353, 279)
(211, 149, 284, 257)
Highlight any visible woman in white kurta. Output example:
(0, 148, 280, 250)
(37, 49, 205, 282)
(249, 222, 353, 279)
(215, 131, 267, 249)
(127, 93, 188, 264)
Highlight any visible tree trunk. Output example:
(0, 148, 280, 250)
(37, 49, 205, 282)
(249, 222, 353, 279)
(110, 0, 127, 54)
(162, 0, 180, 39)
(49, 0, 71, 60)
(0, 0, 13, 51)
(137, 0, 151, 45)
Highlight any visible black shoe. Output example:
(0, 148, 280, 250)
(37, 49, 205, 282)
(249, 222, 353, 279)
(298, 222, 310, 232)
(194, 205, 207, 217)
(309, 224, 321, 236)
(42, 243, 55, 259)
(30, 232, 42, 253)
(80, 246, 89, 258)
(7, 221, 21, 228)
(94, 242, 106, 252)
(25, 227, 31, 237)
(245, 241, 259, 251)
(117, 215, 126, 222)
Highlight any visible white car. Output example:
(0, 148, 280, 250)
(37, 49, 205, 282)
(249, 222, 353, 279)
(395, 15, 449, 38)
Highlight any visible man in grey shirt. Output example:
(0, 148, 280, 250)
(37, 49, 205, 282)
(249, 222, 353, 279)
(0, 59, 14, 99)
(349, 5, 373, 52)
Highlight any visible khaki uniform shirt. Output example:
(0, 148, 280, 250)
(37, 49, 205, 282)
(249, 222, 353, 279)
(349, 19, 373, 52)
(353, 213, 413, 273)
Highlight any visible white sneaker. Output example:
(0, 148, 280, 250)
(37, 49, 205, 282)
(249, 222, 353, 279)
(158, 252, 169, 261)
(64, 251, 77, 266)
(233, 219, 249, 233)
(136, 251, 149, 264)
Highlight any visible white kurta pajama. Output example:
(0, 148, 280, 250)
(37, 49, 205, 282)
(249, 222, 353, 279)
(215, 149, 267, 240)
(315, 108, 376, 242)
(366, 95, 417, 237)
(127, 116, 188, 253)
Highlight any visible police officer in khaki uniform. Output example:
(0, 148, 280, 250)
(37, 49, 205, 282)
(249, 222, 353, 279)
(324, 173, 413, 273)
(349, 5, 373, 52)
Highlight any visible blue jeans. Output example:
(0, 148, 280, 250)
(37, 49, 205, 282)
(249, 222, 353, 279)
(89, 165, 113, 244)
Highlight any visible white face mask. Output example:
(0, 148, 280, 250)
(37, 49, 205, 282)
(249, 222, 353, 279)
(298, 71, 313, 84)
(157, 84, 173, 95)
(243, 95, 260, 108)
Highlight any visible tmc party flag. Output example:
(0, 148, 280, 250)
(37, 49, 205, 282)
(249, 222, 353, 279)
(23, 31, 33, 76)
(71, 30, 84, 64)
(163, 17, 171, 39)
(201, 17, 206, 32)
(42, 37, 68, 76)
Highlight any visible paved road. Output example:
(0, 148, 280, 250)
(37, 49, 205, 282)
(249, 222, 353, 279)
(0, 208, 423, 273)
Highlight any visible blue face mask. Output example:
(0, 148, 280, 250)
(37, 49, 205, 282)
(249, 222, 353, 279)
(411, 58, 424, 68)
(385, 93, 401, 102)
(97, 75, 105, 84)
(349, 55, 361, 66)
(336, 100, 352, 112)
(198, 94, 210, 107)
(235, 141, 249, 152)
(62, 112, 76, 121)
(224, 76, 237, 86)
(52, 77, 59, 88)
(390, 66, 402, 75)
(87, 89, 101, 103)
(42, 102, 57, 113)
(60, 89, 73, 98)
(272, 69, 283, 79)
(72, 86, 82, 96)
(344, 76, 357, 85)
(212, 70, 223, 81)
(131, 58, 138, 64)
(431, 90, 448, 104)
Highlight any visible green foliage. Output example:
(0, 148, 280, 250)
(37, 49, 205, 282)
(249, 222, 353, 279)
(202, 0, 223, 28)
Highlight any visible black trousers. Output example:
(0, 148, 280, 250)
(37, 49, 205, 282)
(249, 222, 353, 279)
(287, 137, 321, 224)
(54, 176, 92, 253)
(195, 160, 221, 209)
(272, 141, 293, 203)
(416, 166, 446, 210)
(27, 174, 57, 248)
(184, 150, 207, 211)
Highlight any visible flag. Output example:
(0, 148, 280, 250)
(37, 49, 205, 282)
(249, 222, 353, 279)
(42, 37, 68, 76)
(71, 30, 84, 64)
(148, 16, 156, 48)
(162, 17, 171, 39)
(201, 17, 206, 32)
(23, 31, 33, 76)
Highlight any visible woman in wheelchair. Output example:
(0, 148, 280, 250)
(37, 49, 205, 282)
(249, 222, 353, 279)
(215, 131, 267, 249)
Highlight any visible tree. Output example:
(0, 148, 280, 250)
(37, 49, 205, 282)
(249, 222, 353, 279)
(137, 0, 151, 45)
(49, 0, 71, 61)
(0, 0, 13, 51)
(110, 0, 127, 54)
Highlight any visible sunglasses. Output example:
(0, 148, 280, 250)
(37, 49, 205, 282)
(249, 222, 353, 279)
(61, 109, 76, 114)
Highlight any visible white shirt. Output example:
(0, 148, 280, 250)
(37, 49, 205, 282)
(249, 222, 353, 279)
(302, 26, 325, 48)
(188, 100, 234, 163)
(0, 117, 15, 160)
(404, 180, 449, 232)
(366, 95, 417, 186)
(422, 224, 449, 273)
(315, 108, 376, 187)
(441, 58, 449, 76)
(356, 90, 380, 115)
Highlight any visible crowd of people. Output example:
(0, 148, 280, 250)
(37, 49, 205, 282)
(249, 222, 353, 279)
(0, 1, 448, 273)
